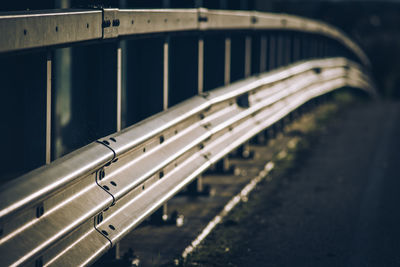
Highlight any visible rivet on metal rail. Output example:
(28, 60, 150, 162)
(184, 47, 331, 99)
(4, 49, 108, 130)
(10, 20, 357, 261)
(102, 8, 119, 39)
(202, 152, 212, 161)
(102, 20, 111, 28)
(198, 16, 208, 22)
(112, 19, 120, 27)
(203, 122, 212, 129)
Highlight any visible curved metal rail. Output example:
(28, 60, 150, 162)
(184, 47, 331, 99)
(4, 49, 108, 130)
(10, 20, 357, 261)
(0, 8, 368, 65)
(0, 57, 374, 266)
(0, 6, 376, 267)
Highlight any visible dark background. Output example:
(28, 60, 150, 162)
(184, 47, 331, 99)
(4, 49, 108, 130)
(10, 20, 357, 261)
(270, 1, 400, 98)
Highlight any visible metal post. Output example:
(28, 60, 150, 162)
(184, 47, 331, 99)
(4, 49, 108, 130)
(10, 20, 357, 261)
(117, 45, 122, 132)
(214, 27, 238, 158)
(114, 43, 122, 260)
(197, 175, 204, 192)
(245, 36, 252, 78)
(163, 36, 170, 221)
(260, 35, 267, 73)
(46, 51, 52, 164)
(163, 37, 169, 111)
(187, 174, 207, 196)
(198, 37, 204, 94)
(224, 37, 231, 85)
(162, 203, 168, 221)
(114, 242, 121, 260)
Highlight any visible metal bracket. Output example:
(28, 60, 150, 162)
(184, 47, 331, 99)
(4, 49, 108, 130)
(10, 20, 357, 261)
(94, 211, 113, 247)
(103, 8, 119, 39)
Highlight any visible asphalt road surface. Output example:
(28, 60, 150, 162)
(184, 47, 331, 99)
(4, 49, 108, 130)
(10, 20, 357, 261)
(196, 100, 400, 267)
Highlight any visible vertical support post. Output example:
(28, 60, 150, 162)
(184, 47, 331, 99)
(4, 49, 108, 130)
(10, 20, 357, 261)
(244, 35, 252, 78)
(117, 45, 122, 132)
(197, 175, 204, 192)
(119, 39, 127, 130)
(260, 35, 267, 73)
(163, 36, 169, 221)
(162, 203, 168, 221)
(224, 37, 231, 85)
(46, 51, 52, 164)
(114, 242, 121, 260)
(198, 37, 204, 94)
(163, 37, 169, 111)
(195, 37, 205, 196)
(187, 174, 207, 196)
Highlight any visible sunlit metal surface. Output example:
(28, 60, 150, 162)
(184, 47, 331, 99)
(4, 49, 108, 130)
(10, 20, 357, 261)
(0, 57, 374, 266)
(0, 9, 102, 52)
(0, 8, 368, 66)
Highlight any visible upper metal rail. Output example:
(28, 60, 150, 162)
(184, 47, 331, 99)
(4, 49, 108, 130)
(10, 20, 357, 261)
(0, 8, 369, 66)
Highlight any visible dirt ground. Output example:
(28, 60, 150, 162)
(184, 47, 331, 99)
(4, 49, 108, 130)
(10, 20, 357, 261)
(182, 95, 400, 267)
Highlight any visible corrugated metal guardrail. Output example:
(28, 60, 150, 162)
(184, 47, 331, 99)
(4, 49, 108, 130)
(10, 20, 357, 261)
(0, 7, 375, 267)
(0, 8, 369, 66)
(0, 57, 375, 266)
